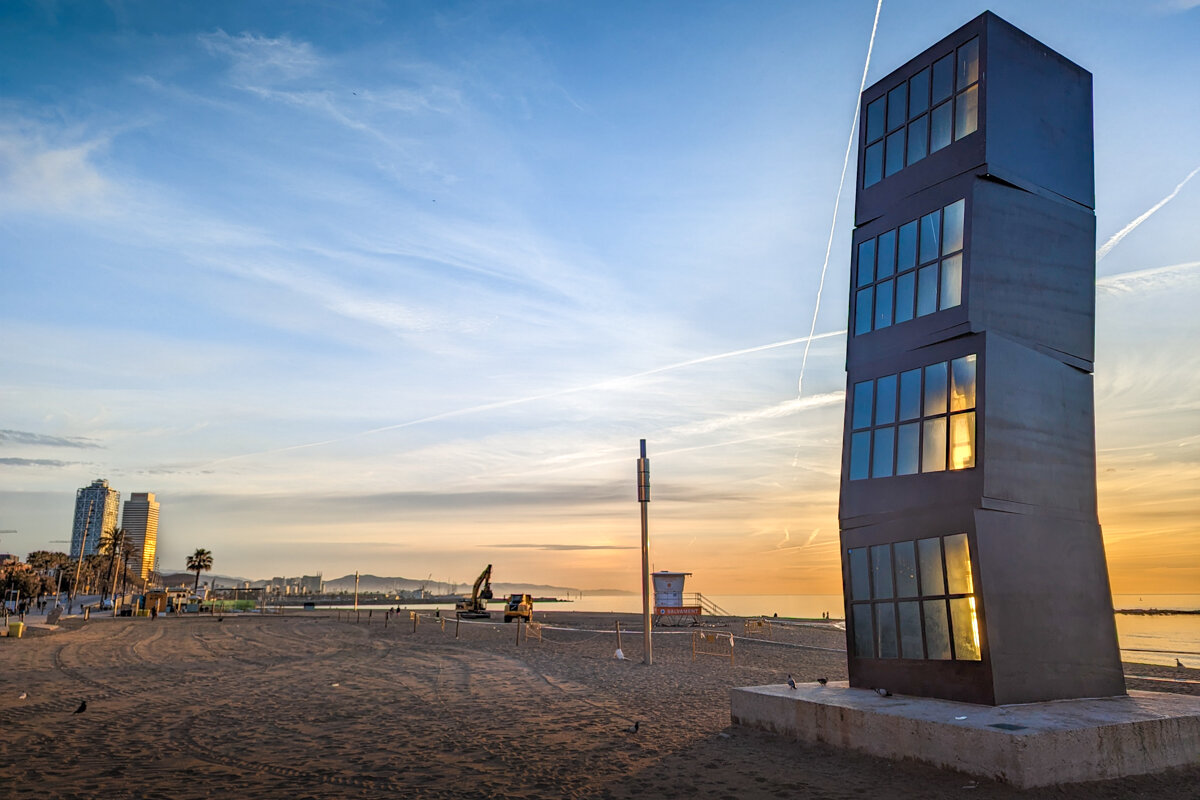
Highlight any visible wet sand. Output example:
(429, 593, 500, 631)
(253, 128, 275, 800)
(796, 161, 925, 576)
(1, 611, 1197, 799)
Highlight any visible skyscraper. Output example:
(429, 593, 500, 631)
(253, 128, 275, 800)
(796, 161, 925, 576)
(121, 492, 160, 581)
(70, 478, 121, 560)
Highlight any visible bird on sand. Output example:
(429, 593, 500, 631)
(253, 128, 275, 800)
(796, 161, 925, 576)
(18, 692, 27, 700)
(786, 675, 797, 690)
(625, 721, 640, 734)
(73, 700, 87, 714)
(873, 688, 892, 697)
(1177, 658, 1186, 668)
(816, 678, 828, 686)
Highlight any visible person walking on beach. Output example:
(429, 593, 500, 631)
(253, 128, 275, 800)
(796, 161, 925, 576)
(151, 605, 158, 621)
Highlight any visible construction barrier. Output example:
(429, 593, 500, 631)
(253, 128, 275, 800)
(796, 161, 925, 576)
(692, 631, 735, 665)
(526, 621, 543, 642)
(743, 618, 772, 639)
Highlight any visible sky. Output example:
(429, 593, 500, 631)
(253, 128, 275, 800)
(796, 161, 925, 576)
(1, 0, 1197, 595)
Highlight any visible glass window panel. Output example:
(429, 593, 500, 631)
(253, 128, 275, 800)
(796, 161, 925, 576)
(871, 544, 893, 599)
(872, 427, 894, 478)
(919, 211, 940, 264)
(918, 537, 945, 595)
(944, 533, 974, 595)
(896, 423, 920, 476)
(894, 271, 915, 323)
(885, 130, 905, 178)
(957, 38, 980, 89)
(849, 547, 870, 601)
(942, 199, 965, 254)
(950, 597, 982, 660)
(876, 229, 896, 280)
(932, 53, 954, 103)
(866, 97, 885, 142)
(857, 239, 876, 287)
(852, 380, 874, 429)
(950, 355, 977, 411)
(923, 599, 952, 659)
(876, 602, 899, 658)
(897, 221, 917, 271)
(940, 254, 962, 310)
(852, 604, 875, 657)
(909, 67, 930, 116)
(955, 85, 979, 139)
(874, 280, 893, 330)
(894, 541, 918, 597)
(922, 417, 947, 472)
(924, 361, 948, 415)
(917, 264, 938, 317)
(874, 374, 897, 426)
(887, 84, 907, 131)
(930, 101, 952, 153)
(898, 601, 924, 659)
(850, 431, 871, 480)
(855, 288, 874, 335)
(899, 369, 921, 421)
(906, 114, 928, 166)
(949, 412, 976, 470)
(864, 142, 883, 187)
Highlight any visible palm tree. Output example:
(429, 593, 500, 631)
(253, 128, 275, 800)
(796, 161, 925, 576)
(99, 527, 128, 605)
(186, 548, 213, 595)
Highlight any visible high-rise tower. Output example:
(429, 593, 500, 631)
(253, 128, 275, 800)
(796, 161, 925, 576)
(70, 478, 121, 560)
(838, 12, 1124, 705)
(121, 492, 160, 581)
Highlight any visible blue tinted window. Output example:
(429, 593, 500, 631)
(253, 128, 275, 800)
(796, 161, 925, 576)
(941, 254, 962, 309)
(876, 602, 898, 658)
(909, 67, 930, 116)
(874, 280, 893, 330)
(924, 599, 952, 659)
(852, 380, 873, 429)
(894, 541, 918, 597)
(919, 211, 941, 264)
(895, 272, 915, 323)
(932, 53, 954, 103)
(924, 361, 948, 415)
(887, 84, 907, 131)
(897, 221, 917, 270)
(896, 423, 920, 475)
(873, 427, 894, 478)
(906, 114, 928, 166)
(899, 369, 921, 420)
(871, 544, 894, 599)
(918, 537, 946, 595)
(875, 374, 897, 426)
(855, 288, 874, 335)
(922, 417, 947, 472)
(885, 131, 905, 178)
(864, 142, 883, 187)
(917, 264, 938, 316)
(955, 84, 979, 139)
(950, 355, 976, 411)
(957, 38, 979, 90)
(876, 229, 896, 280)
(865, 97, 885, 142)
(849, 547, 870, 600)
(852, 604, 874, 656)
(930, 102, 952, 152)
(850, 431, 871, 480)
(857, 239, 876, 287)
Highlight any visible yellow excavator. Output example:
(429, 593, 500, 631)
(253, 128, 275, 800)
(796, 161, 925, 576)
(455, 564, 493, 619)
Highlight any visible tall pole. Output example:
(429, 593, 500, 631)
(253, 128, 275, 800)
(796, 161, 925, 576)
(354, 570, 360, 612)
(637, 439, 652, 665)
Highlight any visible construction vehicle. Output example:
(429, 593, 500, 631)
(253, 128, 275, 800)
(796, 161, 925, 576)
(455, 564, 493, 619)
(504, 593, 533, 623)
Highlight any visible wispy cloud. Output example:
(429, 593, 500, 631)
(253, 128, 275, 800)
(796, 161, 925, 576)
(1097, 261, 1200, 295)
(0, 127, 114, 215)
(0, 430, 102, 448)
(485, 543, 636, 551)
(0, 458, 79, 467)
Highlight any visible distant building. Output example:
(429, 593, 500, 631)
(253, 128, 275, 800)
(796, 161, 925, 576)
(300, 574, 323, 594)
(70, 479, 121, 560)
(120, 492, 160, 580)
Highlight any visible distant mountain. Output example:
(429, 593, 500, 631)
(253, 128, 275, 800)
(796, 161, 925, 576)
(159, 571, 249, 588)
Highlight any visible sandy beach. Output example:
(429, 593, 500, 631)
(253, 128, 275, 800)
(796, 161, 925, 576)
(1, 611, 1197, 799)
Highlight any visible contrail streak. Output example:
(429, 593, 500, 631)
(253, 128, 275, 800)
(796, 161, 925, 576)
(797, 0, 883, 398)
(202, 329, 847, 466)
(1096, 166, 1200, 261)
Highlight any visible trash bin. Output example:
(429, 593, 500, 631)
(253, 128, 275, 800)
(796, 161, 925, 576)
(8, 622, 24, 639)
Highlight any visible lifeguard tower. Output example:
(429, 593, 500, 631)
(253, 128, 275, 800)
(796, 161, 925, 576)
(652, 570, 700, 626)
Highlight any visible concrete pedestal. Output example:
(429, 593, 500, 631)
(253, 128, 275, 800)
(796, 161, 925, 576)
(730, 683, 1200, 788)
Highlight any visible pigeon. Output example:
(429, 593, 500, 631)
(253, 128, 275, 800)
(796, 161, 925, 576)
(18, 692, 27, 700)
(816, 677, 828, 686)
(1177, 658, 1185, 668)
(331, 683, 340, 687)
(625, 721, 640, 734)
(73, 700, 87, 714)
(873, 687, 892, 697)
(217, 616, 224, 623)
(786, 675, 797, 690)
